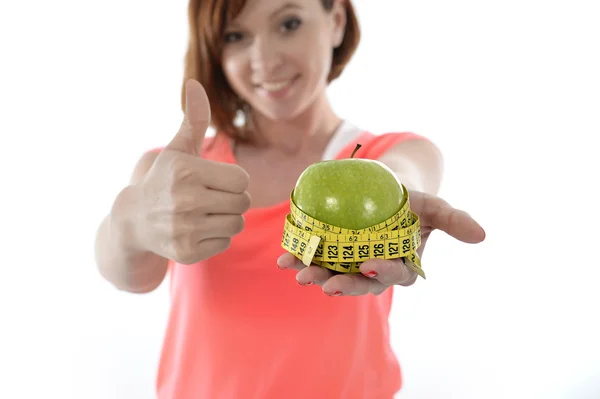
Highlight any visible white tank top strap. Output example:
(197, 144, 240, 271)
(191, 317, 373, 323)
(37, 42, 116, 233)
(321, 120, 363, 161)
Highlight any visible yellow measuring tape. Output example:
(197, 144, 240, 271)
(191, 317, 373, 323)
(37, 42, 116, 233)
(281, 184, 426, 279)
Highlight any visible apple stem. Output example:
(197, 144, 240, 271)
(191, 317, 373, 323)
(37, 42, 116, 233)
(351, 144, 362, 158)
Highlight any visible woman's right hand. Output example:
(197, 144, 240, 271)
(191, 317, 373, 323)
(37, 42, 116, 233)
(131, 79, 251, 264)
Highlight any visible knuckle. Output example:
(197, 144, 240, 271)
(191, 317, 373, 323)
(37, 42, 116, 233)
(397, 266, 418, 286)
(194, 195, 210, 214)
(218, 237, 232, 251)
(172, 200, 195, 223)
(197, 237, 231, 258)
(210, 238, 232, 255)
(167, 157, 193, 186)
(172, 163, 193, 184)
(188, 186, 210, 213)
(404, 273, 419, 286)
(169, 226, 202, 265)
(313, 270, 330, 285)
(370, 282, 388, 295)
(231, 166, 250, 191)
(171, 195, 187, 212)
(226, 215, 245, 235)
(241, 191, 252, 211)
(171, 238, 194, 264)
(234, 216, 245, 234)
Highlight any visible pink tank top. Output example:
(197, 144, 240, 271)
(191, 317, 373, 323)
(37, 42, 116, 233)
(152, 129, 426, 399)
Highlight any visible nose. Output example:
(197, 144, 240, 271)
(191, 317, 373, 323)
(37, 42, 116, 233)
(249, 37, 283, 78)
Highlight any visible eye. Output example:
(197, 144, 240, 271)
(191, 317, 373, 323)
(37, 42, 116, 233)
(281, 17, 302, 33)
(224, 31, 244, 43)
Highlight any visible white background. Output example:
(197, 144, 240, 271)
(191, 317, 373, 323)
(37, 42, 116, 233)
(1, 0, 599, 398)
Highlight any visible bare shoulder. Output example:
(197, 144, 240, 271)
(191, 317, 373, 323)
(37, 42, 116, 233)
(377, 135, 444, 195)
(377, 137, 444, 168)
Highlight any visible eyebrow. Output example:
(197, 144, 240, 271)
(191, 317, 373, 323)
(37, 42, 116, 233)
(270, 3, 302, 19)
(227, 2, 301, 29)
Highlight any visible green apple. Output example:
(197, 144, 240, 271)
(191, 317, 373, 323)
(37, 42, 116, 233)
(292, 144, 405, 230)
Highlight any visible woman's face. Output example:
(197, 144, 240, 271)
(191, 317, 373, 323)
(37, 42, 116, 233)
(221, 0, 346, 122)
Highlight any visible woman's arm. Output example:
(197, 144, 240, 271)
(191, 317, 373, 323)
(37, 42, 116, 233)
(377, 138, 444, 196)
(94, 150, 169, 294)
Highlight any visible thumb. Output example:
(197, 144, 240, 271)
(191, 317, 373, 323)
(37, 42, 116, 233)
(165, 79, 211, 155)
(411, 191, 486, 244)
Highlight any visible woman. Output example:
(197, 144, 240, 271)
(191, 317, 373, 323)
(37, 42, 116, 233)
(94, 0, 486, 398)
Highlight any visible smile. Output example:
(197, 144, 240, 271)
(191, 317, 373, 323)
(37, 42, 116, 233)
(259, 77, 296, 92)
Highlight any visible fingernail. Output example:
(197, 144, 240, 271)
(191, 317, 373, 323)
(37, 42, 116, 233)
(327, 291, 343, 296)
(297, 280, 313, 286)
(364, 271, 378, 278)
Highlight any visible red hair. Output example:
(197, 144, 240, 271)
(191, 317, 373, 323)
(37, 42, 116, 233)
(181, 0, 361, 143)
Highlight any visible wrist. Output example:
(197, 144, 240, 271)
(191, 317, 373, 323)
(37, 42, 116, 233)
(110, 184, 147, 256)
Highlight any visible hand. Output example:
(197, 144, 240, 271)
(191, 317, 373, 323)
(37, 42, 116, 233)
(276, 190, 486, 296)
(132, 79, 251, 264)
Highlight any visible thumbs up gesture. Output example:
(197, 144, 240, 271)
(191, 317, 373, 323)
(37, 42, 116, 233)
(133, 80, 251, 264)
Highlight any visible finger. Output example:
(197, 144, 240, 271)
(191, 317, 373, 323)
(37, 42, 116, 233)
(276, 252, 305, 271)
(194, 214, 245, 240)
(295, 265, 334, 286)
(321, 273, 388, 296)
(359, 258, 418, 287)
(165, 79, 211, 155)
(204, 189, 251, 215)
(412, 191, 486, 243)
(191, 238, 231, 262)
(169, 237, 231, 265)
(199, 160, 250, 193)
(276, 253, 335, 285)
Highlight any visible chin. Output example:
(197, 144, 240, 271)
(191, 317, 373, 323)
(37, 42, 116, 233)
(258, 104, 305, 122)
(254, 98, 318, 124)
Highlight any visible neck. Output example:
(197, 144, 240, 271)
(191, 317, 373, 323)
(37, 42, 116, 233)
(246, 92, 342, 156)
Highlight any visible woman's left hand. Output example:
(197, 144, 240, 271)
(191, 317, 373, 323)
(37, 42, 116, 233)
(276, 190, 486, 296)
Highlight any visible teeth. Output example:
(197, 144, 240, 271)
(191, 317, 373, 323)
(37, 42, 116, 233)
(261, 79, 292, 92)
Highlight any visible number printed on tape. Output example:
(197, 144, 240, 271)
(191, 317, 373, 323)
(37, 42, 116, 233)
(281, 185, 426, 279)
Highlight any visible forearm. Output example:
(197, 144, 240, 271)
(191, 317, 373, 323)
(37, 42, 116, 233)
(378, 139, 444, 197)
(94, 186, 168, 294)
